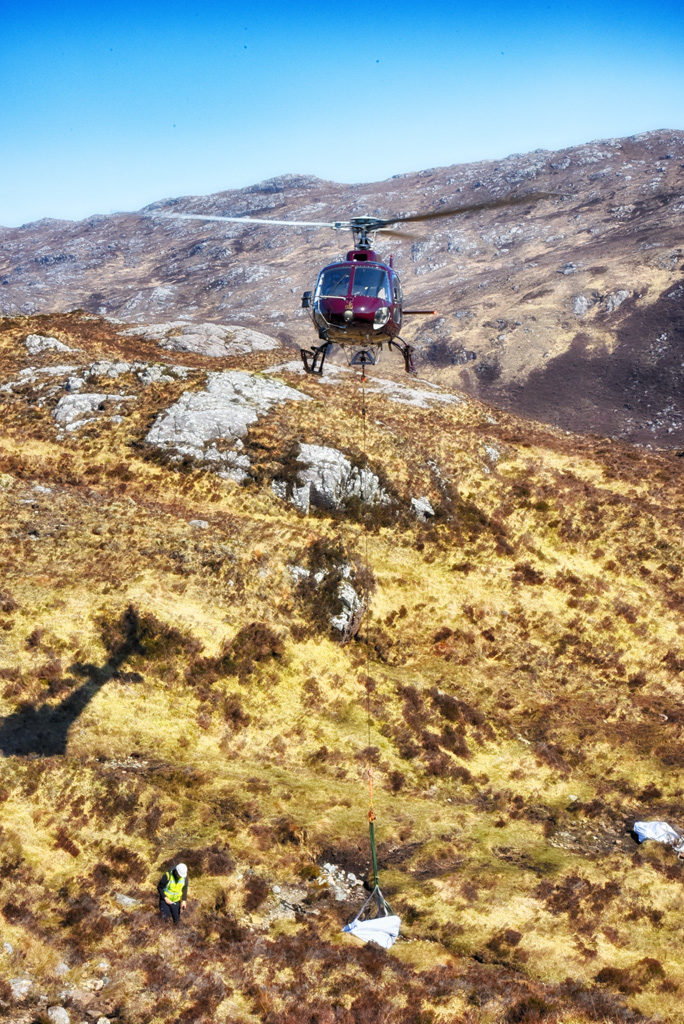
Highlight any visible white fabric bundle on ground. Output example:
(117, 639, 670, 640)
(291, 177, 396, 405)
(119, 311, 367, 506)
(343, 914, 401, 950)
(634, 820, 684, 855)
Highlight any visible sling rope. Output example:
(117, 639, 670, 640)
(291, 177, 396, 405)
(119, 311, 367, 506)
(340, 355, 400, 946)
(358, 358, 387, 913)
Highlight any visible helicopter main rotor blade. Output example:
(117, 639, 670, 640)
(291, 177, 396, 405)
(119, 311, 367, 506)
(379, 191, 554, 228)
(376, 227, 419, 241)
(150, 212, 347, 229)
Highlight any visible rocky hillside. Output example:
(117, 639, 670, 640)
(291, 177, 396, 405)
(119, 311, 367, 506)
(0, 312, 682, 1024)
(1, 130, 682, 446)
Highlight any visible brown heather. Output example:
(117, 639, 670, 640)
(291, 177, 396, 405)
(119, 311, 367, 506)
(0, 311, 681, 1023)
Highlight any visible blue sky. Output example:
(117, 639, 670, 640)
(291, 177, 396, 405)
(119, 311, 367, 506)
(1, 0, 682, 226)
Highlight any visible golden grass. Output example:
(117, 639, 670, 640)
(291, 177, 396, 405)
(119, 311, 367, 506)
(0, 312, 681, 1023)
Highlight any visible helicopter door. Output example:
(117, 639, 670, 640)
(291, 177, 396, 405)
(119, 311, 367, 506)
(392, 276, 402, 324)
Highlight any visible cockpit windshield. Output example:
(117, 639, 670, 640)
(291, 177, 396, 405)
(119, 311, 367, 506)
(351, 266, 390, 299)
(317, 267, 351, 297)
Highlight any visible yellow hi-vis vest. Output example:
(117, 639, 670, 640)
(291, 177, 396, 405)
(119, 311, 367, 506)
(163, 872, 185, 903)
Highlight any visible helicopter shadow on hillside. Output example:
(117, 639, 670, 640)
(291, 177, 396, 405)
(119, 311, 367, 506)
(0, 611, 145, 757)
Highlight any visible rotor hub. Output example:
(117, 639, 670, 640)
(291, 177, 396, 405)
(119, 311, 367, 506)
(349, 217, 386, 249)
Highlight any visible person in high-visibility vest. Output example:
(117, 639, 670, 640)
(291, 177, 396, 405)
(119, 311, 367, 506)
(157, 862, 188, 924)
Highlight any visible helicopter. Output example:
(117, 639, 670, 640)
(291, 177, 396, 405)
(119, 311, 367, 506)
(158, 191, 551, 376)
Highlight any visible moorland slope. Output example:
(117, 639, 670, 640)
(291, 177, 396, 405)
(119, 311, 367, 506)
(0, 312, 682, 1024)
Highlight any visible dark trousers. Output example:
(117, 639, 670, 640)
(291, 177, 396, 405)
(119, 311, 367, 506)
(159, 898, 181, 925)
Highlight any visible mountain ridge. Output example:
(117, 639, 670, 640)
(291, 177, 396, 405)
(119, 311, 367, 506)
(2, 129, 683, 447)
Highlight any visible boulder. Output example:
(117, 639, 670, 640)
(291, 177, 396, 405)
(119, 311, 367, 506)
(52, 393, 133, 432)
(411, 496, 435, 521)
(9, 977, 32, 1001)
(288, 562, 364, 640)
(603, 289, 630, 312)
(283, 443, 389, 514)
(47, 1007, 70, 1024)
(24, 333, 73, 355)
(114, 893, 140, 908)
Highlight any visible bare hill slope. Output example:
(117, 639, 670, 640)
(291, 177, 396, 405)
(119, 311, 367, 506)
(0, 312, 682, 1023)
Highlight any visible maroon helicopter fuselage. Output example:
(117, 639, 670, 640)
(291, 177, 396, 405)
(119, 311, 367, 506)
(308, 249, 402, 346)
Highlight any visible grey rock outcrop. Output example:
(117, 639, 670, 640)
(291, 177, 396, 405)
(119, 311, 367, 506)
(86, 359, 188, 384)
(145, 370, 310, 482)
(125, 321, 279, 357)
(289, 561, 364, 640)
(47, 1007, 70, 1024)
(319, 862, 364, 901)
(9, 977, 32, 1001)
(572, 295, 591, 317)
(411, 496, 435, 520)
(369, 378, 463, 409)
(114, 893, 140, 908)
(24, 333, 73, 355)
(603, 289, 630, 313)
(53, 392, 133, 432)
(329, 579, 363, 637)
(279, 443, 390, 514)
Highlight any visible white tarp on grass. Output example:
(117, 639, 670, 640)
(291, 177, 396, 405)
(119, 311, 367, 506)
(634, 820, 684, 855)
(343, 914, 401, 950)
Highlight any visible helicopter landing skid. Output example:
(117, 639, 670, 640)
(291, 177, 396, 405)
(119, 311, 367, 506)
(300, 342, 331, 375)
(388, 337, 416, 373)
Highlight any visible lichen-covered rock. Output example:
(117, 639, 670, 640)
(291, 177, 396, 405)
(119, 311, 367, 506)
(603, 289, 630, 312)
(284, 443, 389, 514)
(411, 496, 435, 520)
(329, 580, 363, 637)
(9, 977, 32, 1001)
(53, 392, 133, 432)
(24, 333, 73, 355)
(47, 1006, 70, 1024)
(289, 561, 364, 640)
(114, 892, 141, 908)
(124, 321, 279, 357)
(146, 370, 310, 482)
